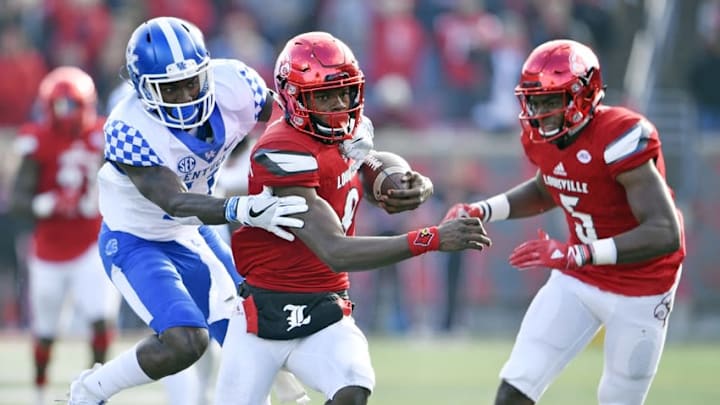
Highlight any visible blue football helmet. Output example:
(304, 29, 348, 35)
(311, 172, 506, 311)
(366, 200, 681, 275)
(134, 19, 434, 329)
(125, 17, 215, 130)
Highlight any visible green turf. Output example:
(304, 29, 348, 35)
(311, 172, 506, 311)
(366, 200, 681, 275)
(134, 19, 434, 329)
(0, 333, 717, 404)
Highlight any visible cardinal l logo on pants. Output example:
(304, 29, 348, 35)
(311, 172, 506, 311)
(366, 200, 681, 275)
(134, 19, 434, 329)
(284, 304, 311, 331)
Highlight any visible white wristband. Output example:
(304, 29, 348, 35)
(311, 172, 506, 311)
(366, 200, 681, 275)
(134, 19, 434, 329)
(590, 238, 617, 265)
(476, 194, 510, 222)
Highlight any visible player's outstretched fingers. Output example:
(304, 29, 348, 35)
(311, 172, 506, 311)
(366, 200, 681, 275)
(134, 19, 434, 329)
(437, 217, 490, 251)
(464, 217, 492, 249)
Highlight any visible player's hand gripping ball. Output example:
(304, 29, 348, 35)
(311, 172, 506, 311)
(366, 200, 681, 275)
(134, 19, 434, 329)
(359, 151, 411, 204)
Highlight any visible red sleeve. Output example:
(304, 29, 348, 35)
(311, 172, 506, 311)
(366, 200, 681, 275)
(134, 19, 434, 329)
(250, 144, 320, 189)
(603, 117, 660, 178)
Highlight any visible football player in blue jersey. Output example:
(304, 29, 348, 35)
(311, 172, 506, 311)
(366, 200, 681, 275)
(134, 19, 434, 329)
(67, 17, 309, 404)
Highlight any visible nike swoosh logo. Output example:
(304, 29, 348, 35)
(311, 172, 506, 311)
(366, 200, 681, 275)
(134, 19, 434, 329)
(249, 201, 276, 218)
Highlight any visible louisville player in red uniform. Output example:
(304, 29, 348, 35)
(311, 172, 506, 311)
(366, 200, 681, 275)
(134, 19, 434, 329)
(10, 66, 119, 405)
(213, 32, 492, 405)
(445, 39, 685, 405)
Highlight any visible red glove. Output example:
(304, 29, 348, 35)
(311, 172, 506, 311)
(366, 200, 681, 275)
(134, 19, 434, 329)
(443, 203, 483, 222)
(509, 229, 592, 271)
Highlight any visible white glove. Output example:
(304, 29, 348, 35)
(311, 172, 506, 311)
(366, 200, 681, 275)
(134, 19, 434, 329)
(225, 186, 308, 241)
(340, 115, 374, 162)
(31, 192, 57, 218)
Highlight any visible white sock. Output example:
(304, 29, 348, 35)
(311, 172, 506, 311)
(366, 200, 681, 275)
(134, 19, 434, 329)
(194, 342, 219, 402)
(84, 345, 154, 399)
(162, 365, 200, 405)
(162, 342, 219, 405)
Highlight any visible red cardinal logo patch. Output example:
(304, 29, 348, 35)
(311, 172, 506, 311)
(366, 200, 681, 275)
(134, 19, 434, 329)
(413, 228, 435, 247)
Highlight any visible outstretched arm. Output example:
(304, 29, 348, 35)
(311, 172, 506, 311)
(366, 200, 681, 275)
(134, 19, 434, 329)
(274, 185, 491, 272)
(444, 170, 556, 222)
(120, 163, 307, 240)
(508, 161, 681, 270)
(505, 171, 557, 219)
(120, 163, 228, 224)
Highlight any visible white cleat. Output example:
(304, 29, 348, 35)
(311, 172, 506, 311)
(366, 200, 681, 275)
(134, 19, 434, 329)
(67, 364, 106, 405)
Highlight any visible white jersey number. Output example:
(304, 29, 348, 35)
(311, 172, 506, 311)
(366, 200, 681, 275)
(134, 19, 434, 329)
(57, 143, 101, 215)
(340, 188, 360, 234)
(559, 193, 597, 243)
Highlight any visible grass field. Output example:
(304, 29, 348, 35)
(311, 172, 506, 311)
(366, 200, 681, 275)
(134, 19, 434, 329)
(0, 332, 717, 404)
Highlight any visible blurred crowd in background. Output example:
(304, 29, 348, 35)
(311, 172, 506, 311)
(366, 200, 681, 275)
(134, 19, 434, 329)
(1, 0, 720, 339)
(0, 0, 626, 131)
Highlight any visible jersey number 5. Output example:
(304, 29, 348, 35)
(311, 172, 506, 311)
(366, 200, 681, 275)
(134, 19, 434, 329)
(559, 193, 597, 243)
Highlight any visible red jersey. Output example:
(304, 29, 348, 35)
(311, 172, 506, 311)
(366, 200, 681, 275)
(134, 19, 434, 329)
(522, 106, 685, 296)
(231, 119, 362, 292)
(16, 119, 105, 261)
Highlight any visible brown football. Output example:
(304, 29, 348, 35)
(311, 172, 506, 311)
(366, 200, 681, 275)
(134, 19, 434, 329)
(359, 151, 411, 203)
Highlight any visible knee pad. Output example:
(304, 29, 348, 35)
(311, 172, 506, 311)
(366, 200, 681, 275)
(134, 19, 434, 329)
(599, 340, 658, 405)
(624, 338, 660, 380)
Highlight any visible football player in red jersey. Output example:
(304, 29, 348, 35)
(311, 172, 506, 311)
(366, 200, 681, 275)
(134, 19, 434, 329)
(445, 39, 686, 405)
(214, 32, 492, 405)
(10, 66, 120, 405)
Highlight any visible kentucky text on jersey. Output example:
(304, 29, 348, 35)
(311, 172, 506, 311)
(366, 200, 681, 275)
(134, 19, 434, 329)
(542, 174, 589, 194)
(181, 155, 226, 185)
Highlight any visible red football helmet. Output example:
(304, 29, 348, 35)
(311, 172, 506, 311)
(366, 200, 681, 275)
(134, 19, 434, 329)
(274, 31, 365, 142)
(515, 39, 605, 143)
(38, 66, 97, 136)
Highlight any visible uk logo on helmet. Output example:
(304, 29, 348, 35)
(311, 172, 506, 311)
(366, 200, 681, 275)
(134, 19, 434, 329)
(127, 51, 140, 76)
